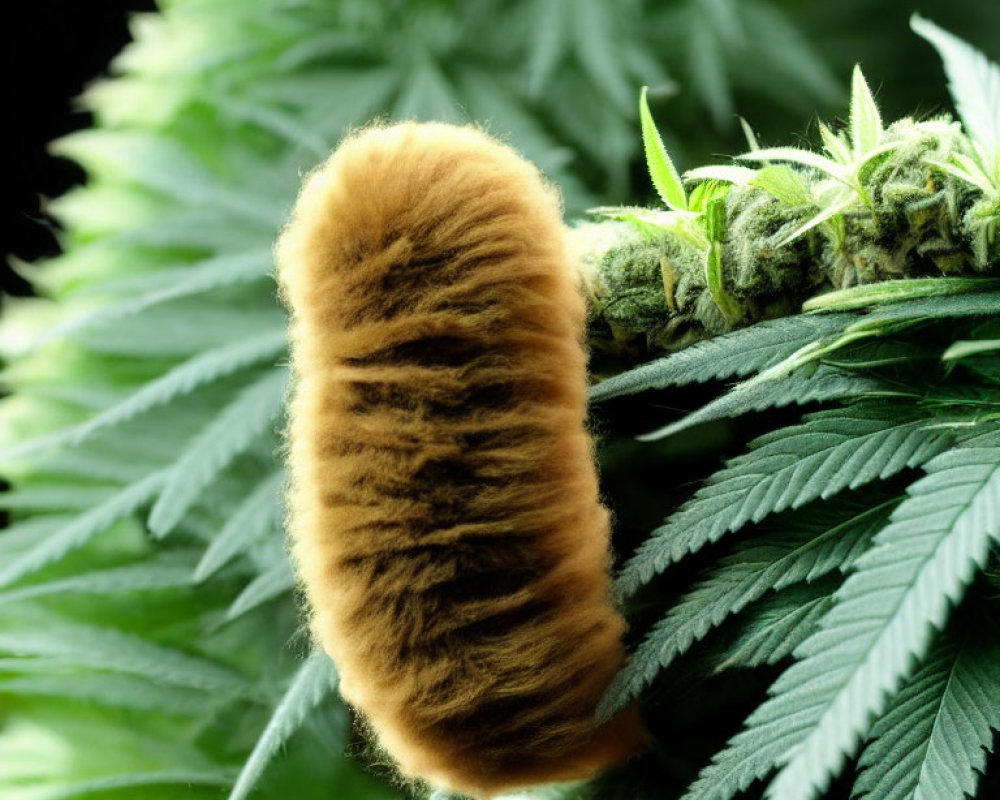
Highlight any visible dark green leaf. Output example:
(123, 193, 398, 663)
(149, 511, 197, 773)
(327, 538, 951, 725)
(726, 430, 1000, 800)
(854, 618, 1000, 800)
(718, 587, 833, 670)
(589, 313, 855, 402)
(617, 410, 951, 595)
(602, 496, 892, 716)
(637, 366, 895, 442)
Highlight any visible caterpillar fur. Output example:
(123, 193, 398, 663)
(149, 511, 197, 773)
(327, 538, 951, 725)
(276, 122, 646, 798)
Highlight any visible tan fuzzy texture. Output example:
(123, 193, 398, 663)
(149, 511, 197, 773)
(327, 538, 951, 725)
(276, 122, 646, 798)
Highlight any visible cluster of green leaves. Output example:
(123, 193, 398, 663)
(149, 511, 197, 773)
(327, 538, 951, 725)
(591, 18, 1000, 799)
(586, 14, 1000, 361)
(2, 1, 993, 800)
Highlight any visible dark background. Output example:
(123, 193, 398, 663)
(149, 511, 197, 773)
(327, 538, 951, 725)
(1, 0, 156, 299)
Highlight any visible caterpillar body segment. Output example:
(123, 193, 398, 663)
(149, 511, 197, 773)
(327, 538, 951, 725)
(277, 122, 645, 798)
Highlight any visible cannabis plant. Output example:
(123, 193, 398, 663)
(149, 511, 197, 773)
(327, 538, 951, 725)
(0, 1, 996, 800)
(0, 1, 837, 798)
(585, 14, 1000, 800)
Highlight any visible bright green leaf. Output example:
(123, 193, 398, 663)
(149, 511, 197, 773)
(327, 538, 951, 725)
(639, 86, 687, 211)
(850, 64, 883, 156)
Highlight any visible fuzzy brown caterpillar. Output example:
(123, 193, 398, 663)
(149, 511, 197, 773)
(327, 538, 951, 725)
(276, 122, 646, 798)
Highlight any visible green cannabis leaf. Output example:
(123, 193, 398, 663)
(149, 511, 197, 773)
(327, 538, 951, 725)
(590, 22, 1000, 800)
(228, 652, 339, 800)
(585, 28, 999, 358)
(853, 616, 1000, 800)
(640, 86, 688, 212)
